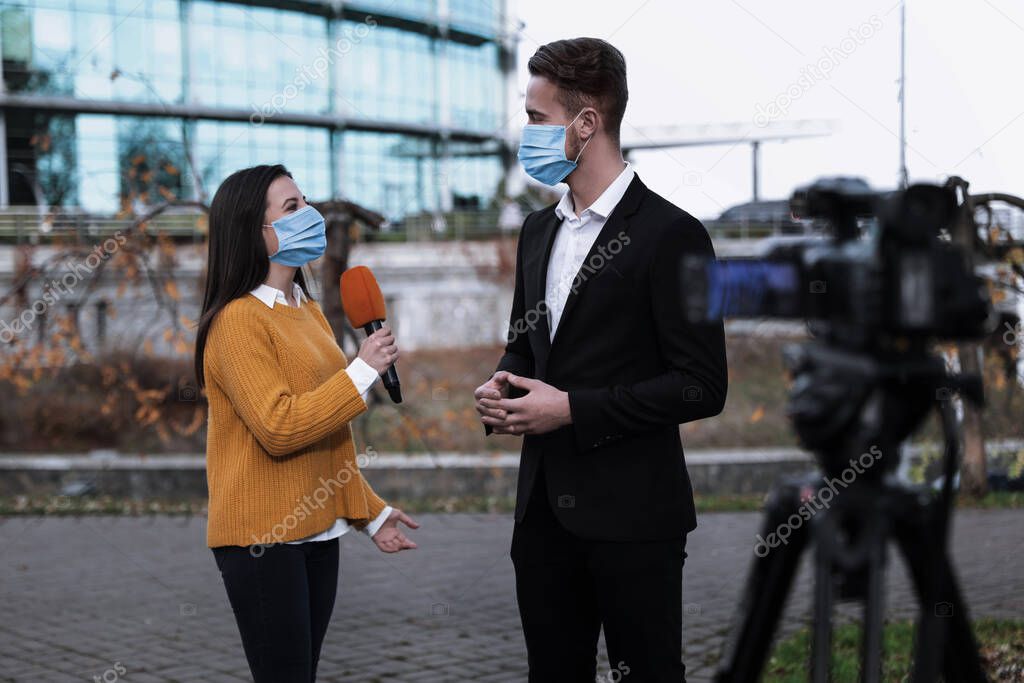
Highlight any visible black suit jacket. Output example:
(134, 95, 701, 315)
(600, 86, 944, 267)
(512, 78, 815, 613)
(490, 174, 728, 541)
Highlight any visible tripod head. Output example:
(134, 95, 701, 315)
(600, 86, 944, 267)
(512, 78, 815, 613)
(782, 342, 983, 482)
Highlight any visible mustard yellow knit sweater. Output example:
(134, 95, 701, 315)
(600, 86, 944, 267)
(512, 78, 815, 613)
(203, 294, 387, 548)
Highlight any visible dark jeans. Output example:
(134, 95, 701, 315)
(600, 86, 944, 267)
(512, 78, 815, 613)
(511, 484, 689, 683)
(212, 538, 339, 683)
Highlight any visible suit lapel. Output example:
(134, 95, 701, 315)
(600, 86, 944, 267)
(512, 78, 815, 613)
(532, 208, 561, 351)
(549, 175, 646, 351)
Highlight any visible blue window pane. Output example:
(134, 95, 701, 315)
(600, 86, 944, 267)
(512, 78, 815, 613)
(3, 2, 183, 104)
(75, 115, 118, 213)
(73, 0, 113, 11)
(194, 121, 331, 203)
(335, 22, 436, 125)
(188, 1, 328, 115)
(348, 0, 436, 24)
(150, 0, 178, 19)
(446, 152, 503, 209)
(447, 42, 501, 132)
(448, 0, 499, 36)
(341, 131, 440, 220)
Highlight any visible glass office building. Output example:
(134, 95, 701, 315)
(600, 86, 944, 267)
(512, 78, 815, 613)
(0, 0, 513, 223)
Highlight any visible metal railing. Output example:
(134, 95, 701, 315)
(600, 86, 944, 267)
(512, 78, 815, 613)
(0, 208, 204, 244)
(0, 207, 807, 243)
(382, 208, 510, 241)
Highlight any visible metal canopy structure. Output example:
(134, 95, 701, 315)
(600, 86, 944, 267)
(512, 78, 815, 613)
(621, 119, 835, 201)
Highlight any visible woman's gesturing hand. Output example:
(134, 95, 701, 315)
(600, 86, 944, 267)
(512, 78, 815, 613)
(357, 325, 399, 376)
(371, 508, 420, 553)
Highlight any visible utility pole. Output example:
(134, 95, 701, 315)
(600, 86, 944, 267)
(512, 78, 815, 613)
(751, 140, 761, 202)
(898, 0, 909, 189)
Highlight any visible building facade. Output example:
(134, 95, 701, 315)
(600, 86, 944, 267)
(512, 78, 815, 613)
(0, 0, 514, 223)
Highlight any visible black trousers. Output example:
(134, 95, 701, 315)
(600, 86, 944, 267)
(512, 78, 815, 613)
(212, 538, 339, 683)
(511, 480, 688, 683)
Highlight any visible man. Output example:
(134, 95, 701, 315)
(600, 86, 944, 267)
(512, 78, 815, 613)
(474, 38, 728, 682)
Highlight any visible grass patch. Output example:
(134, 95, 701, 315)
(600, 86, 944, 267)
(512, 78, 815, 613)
(389, 495, 516, 514)
(958, 491, 1024, 510)
(0, 495, 207, 516)
(1, 491, 1022, 517)
(693, 490, 1024, 514)
(696, 493, 768, 513)
(765, 618, 1024, 681)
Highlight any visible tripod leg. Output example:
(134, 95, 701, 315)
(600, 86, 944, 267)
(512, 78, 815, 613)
(860, 521, 886, 683)
(811, 535, 834, 683)
(715, 483, 811, 683)
(935, 570, 989, 682)
(892, 502, 989, 683)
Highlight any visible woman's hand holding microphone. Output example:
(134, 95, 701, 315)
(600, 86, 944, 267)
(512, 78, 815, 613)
(357, 325, 399, 376)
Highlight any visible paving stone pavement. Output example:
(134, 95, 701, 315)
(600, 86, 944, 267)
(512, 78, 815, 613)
(1, 509, 1021, 682)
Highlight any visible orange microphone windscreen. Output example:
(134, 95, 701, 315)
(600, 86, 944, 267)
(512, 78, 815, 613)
(340, 266, 387, 328)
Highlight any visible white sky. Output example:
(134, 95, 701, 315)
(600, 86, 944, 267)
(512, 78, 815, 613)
(509, 0, 1024, 220)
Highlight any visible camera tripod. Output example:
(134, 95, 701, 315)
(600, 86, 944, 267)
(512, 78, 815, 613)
(714, 343, 990, 683)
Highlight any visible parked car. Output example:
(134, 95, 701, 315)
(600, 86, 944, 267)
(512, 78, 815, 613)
(715, 199, 804, 235)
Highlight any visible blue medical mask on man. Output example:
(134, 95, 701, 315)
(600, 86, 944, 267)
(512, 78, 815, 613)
(263, 205, 327, 267)
(517, 109, 593, 186)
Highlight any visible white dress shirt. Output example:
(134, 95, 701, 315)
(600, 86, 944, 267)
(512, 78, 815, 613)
(248, 282, 393, 542)
(545, 163, 635, 340)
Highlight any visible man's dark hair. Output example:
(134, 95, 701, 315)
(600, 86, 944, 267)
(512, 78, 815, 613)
(528, 37, 628, 143)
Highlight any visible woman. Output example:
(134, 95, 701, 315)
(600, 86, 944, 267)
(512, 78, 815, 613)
(195, 164, 418, 682)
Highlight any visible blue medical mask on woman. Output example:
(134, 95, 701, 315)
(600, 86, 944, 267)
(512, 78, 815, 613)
(517, 109, 593, 186)
(264, 205, 327, 267)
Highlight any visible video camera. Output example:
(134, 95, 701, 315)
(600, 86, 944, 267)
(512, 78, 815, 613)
(685, 177, 992, 350)
(705, 178, 998, 683)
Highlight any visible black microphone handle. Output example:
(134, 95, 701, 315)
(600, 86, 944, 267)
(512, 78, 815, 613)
(361, 320, 402, 404)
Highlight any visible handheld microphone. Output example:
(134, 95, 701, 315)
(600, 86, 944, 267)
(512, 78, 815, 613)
(340, 266, 402, 404)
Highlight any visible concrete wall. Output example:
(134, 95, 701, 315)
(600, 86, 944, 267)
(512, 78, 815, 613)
(0, 450, 820, 500)
(4, 442, 1020, 500)
(0, 237, 770, 353)
(0, 240, 515, 353)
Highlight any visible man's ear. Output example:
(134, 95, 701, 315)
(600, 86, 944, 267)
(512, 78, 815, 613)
(577, 107, 600, 141)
